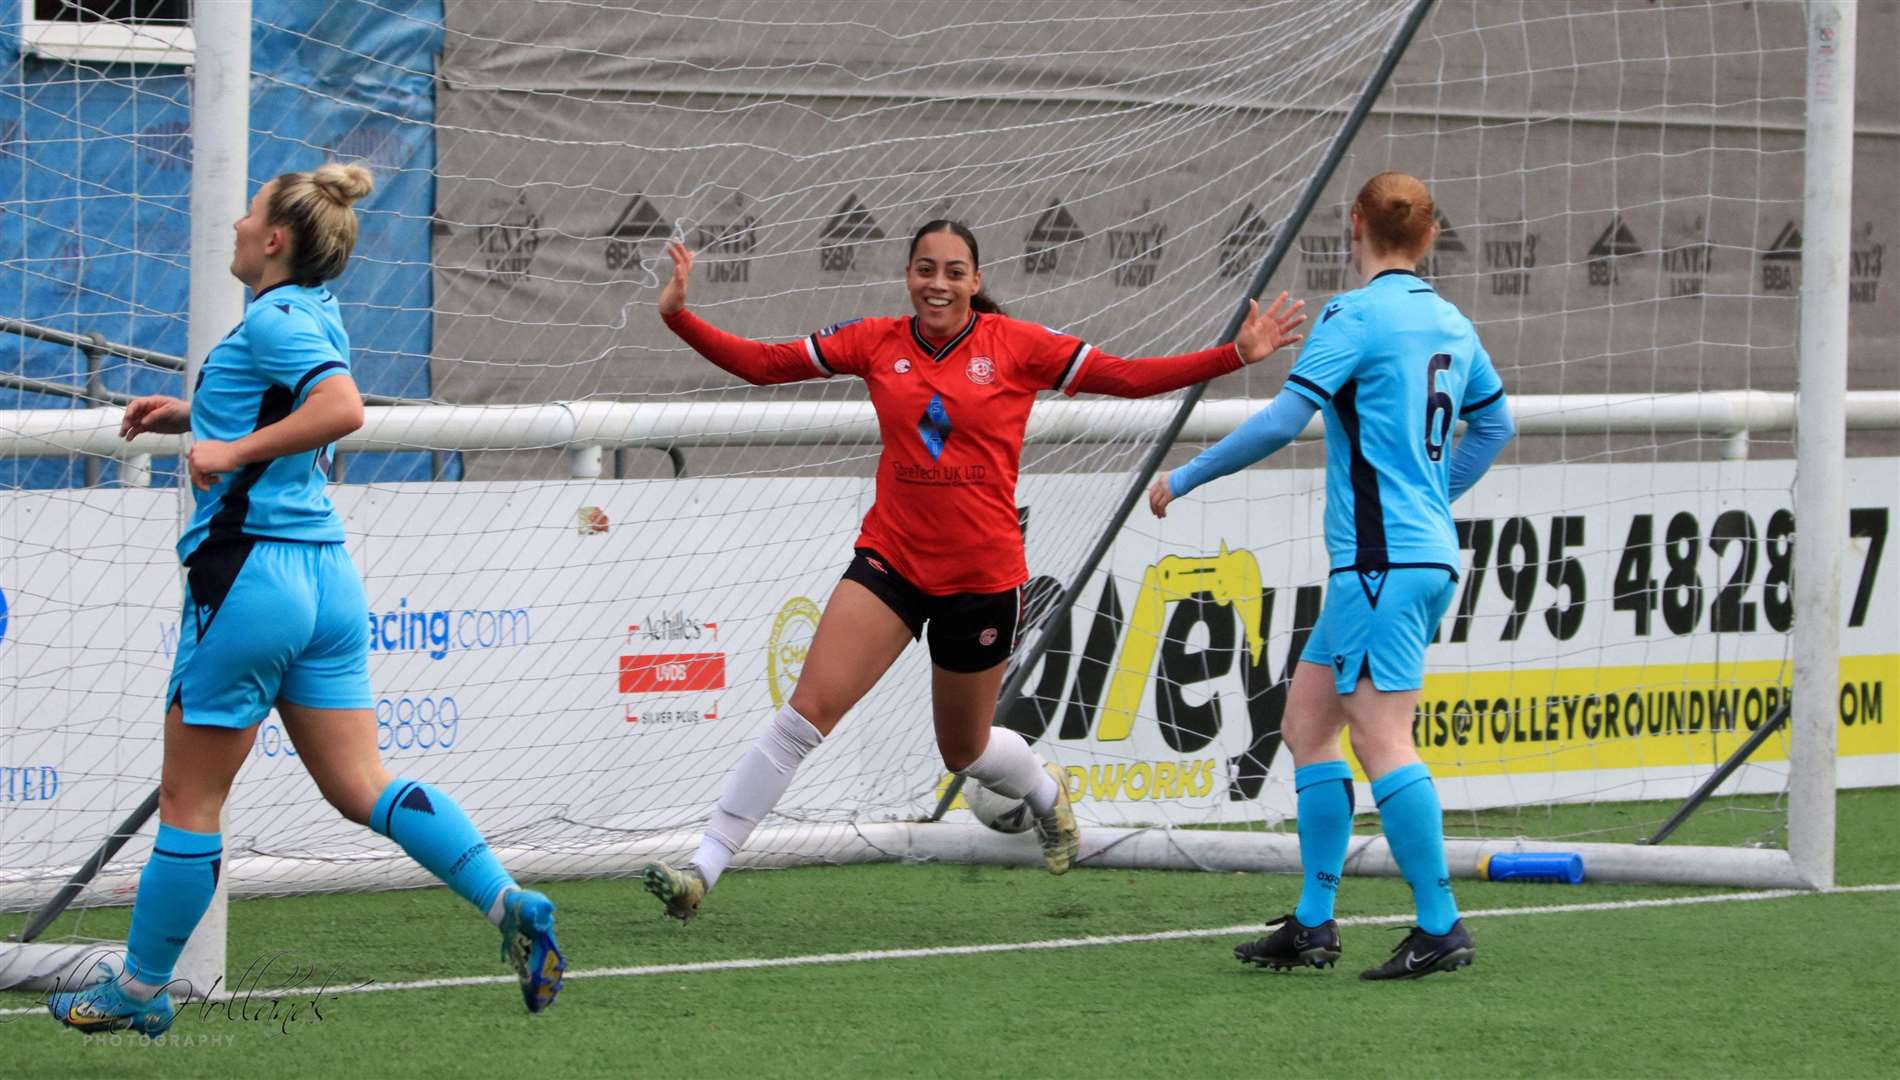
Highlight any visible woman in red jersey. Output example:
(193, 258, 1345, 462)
(641, 220, 1304, 920)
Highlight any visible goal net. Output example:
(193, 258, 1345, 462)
(1, 0, 1893, 989)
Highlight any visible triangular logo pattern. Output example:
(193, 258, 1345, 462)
(1762, 221, 1802, 262)
(400, 785, 436, 816)
(1028, 201, 1085, 246)
(1434, 211, 1465, 253)
(1358, 569, 1387, 609)
(1589, 216, 1643, 258)
(609, 195, 671, 241)
(1219, 202, 1273, 276)
(823, 196, 885, 243)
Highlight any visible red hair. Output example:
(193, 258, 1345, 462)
(1353, 171, 1435, 260)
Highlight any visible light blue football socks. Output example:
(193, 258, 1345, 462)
(1292, 760, 1356, 927)
(371, 779, 516, 923)
(121, 823, 222, 999)
(1371, 762, 1460, 935)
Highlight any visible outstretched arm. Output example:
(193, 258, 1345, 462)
(1148, 387, 1318, 517)
(658, 240, 833, 385)
(1074, 343, 1243, 397)
(1447, 393, 1514, 501)
(1071, 292, 1306, 398)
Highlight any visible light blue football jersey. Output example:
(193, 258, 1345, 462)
(178, 283, 352, 561)
(1283, 269, 1506, 573)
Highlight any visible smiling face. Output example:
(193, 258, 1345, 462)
(906, 227, 982, 339)
(230, 181, 286, 290)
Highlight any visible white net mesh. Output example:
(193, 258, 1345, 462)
(1, 0, 1895, 927)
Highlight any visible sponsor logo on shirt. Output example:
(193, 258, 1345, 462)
(917, 394, 953, 460)
(820, 318, 862, 337)
(966, 356, 996, 385)
(893, 462, 988, 485)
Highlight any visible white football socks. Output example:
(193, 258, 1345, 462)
(691, 704, 824, 890)
(961, 726, 1059, 817)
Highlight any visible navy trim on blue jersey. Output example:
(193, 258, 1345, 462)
(1054, 341, 1088, 390)
(1369, 268, 1421, 284)
(1286, 373, 1331, 403)
(292, 360, 347, 398)
(1333, 380, 1388, 568)
(1460, 387, 1505, 416)
(908, 312, 979, 361)
(806, 335, 837, 376)
(1407, 287, 1435, 293)
(250, 280, 301, 304)
(202, 385, 297, 545)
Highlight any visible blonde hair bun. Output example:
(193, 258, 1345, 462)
(267, 163, 371, 283)
(311, 162, 374, 207)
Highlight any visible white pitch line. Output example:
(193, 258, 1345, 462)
(5, 882, 1897, 1015)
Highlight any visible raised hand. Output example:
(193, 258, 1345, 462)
(119, 395, 191, 439)
(1233, 291, 1306, 365)
(658, 240, 694, 317)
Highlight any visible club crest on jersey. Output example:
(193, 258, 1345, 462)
(966, 355, 996, 385)
(893, 358, 912, 374)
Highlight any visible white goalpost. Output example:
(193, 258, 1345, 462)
(1, 0, 1890, 998)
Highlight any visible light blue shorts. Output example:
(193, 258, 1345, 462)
(1300, 566, 1457, 695)
(166, 539, 372, 728)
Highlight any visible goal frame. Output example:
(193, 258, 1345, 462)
(0, 0, 1858, 999)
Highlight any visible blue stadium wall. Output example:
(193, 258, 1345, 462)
(0, 1, 449, 489)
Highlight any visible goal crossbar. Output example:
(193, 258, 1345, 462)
(4, 391, 1895, 472)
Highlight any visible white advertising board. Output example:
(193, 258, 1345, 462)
(1, 460, 1892, 890)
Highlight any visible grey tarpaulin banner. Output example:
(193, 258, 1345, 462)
(431, 1, 1895, 474)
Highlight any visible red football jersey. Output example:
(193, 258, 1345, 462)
(808, 313, 1095, 595)
(663, 306, 1241, 596)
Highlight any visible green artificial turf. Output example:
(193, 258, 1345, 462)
(3, 788, 1894, 1078)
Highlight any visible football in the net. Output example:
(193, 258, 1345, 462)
(966, 773, 1040, 834)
